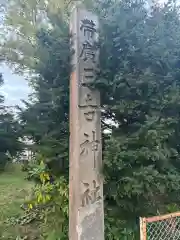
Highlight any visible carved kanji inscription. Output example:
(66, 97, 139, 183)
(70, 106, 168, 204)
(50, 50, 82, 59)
(82, 67, 95, 84)
(80, 131, 99, 155)
(80, 41, 96, 62)
(80, 19, 96, 40)
(81, 180, 102, 207)
(80, 131, 100, 168)
(79, 91, 98, 121)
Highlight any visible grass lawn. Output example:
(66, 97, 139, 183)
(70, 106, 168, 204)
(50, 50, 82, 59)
(0, 164, 35, 239)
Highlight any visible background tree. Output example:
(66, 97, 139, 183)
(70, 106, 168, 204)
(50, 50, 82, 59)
(17, 13, 70, 177)
(0, 73, 22, 169)
(2, 0, 180, 238)
(98, 2, 180, 237)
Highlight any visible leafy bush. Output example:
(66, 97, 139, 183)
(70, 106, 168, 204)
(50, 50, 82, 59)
(23, 158, 68, 239)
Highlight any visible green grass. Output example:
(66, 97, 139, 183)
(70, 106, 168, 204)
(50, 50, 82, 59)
(0, 164, 34, 239)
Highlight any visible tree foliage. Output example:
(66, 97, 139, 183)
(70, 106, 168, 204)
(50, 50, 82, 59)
(18, 14, 70, 176)
(0, 73, 22, 169)
(3, 0, 180, 238)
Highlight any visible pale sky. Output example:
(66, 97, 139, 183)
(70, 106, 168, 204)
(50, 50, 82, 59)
(0, 2, 30, 107)
(0, 64, 31, 106)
